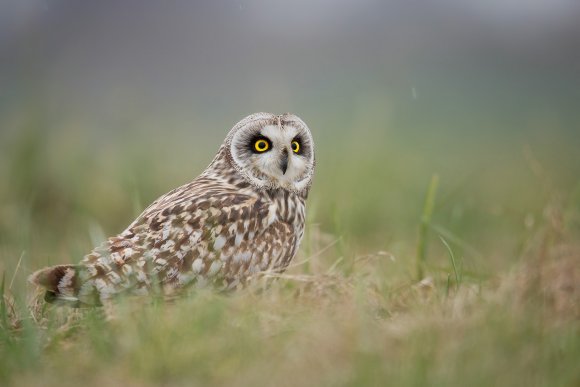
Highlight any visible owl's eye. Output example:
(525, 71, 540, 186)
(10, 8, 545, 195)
(291, 140, 300, 153)
(253, 138, 270, 153)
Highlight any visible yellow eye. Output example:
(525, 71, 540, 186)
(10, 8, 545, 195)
(254, 139, 269, 152)
(291, 140, 300, 153)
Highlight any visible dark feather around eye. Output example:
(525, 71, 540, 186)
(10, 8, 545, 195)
(291, 136, 304, 154)
(249, 135, 272, 153)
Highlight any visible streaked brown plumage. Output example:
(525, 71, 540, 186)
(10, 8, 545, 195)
(29, 113, 315, 306)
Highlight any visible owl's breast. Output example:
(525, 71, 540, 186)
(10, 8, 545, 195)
(265, 189, 305, 231)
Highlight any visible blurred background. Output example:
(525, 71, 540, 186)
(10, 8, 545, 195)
(1, 0, 580, 283)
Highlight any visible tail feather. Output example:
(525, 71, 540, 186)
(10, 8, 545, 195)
(28, 265, 85, 307)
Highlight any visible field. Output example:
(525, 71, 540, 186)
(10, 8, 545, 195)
(0, 112, 579, 387)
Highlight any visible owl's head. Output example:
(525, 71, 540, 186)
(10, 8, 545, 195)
(221, 113, 315, 195)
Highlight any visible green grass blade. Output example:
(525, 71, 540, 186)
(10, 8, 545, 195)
(440, 236, 461, 290)
(416, 174, 439, 280)
(0, 271, 6, 330)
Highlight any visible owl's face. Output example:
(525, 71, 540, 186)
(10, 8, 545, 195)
(226, 113, 315, 193)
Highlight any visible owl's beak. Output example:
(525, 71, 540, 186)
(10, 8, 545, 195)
(279, 149, 289, 175)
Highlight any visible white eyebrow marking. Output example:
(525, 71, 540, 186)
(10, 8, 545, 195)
(261, 126, 299, 143)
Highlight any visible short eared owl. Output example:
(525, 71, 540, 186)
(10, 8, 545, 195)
(30, 113, 315, 306)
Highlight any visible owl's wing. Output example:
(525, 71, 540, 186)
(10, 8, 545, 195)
(77, 186, 288, 301)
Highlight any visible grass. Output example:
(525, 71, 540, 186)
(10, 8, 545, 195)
(440, 236, 461, 293)
(0, 117, 579, 386)
(416, 174, 439, 280)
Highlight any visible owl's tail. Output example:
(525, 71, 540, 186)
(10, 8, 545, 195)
(29, 265, 90, 307)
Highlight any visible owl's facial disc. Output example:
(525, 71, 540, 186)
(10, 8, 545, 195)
(228, 114, 315, 192)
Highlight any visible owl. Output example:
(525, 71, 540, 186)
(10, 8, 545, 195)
(29, 113, 315, 306)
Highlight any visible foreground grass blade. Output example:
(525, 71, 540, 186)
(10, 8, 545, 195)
(416, 174, 439, 280)
(0, 271, 6, 330)
(440, 236, 461, 290)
